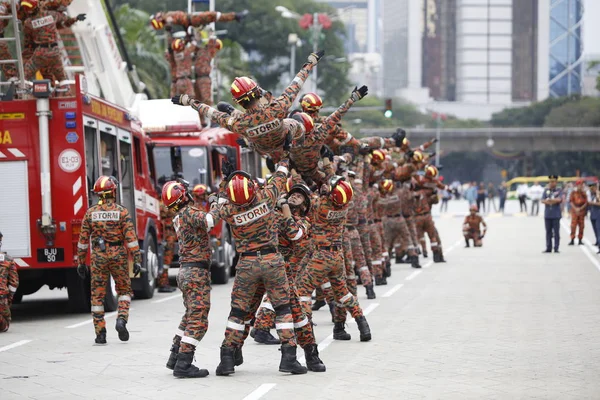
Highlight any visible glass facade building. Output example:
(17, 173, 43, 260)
(549, 0, 583, 97)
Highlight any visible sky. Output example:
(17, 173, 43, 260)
(584, 0, 600, 56)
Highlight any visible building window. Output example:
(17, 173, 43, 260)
(549, 0, 583, 97)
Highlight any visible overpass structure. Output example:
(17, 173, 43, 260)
(358, 127, 600, 152)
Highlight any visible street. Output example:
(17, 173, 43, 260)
(1, 200, 600, 399)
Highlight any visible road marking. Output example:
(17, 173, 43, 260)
(405, 270, 422, 280)
(151, 293, 181, 304)
(560, 221, 600, 273)
(382, 284, 404, 298)
(242, 383, 276, 400)
(65, 308, 134, 329)
(0, 340, 32, 352)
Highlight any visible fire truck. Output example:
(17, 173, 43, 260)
(139, 99, 263, 284)
(0, 75, 163, 312)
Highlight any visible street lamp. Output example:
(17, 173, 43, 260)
(287, 33, 302, 81)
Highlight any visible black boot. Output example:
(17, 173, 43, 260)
(365, 285, 376, 299)
(578, 239, 584, 245)
(375, 276, 384, 286)
(173, 352, 209, 378)
(465, 238, 470, 248)
(333, 322, 351, 340)
(410, 255, 421, 269)
(380, 275, 388, 285)
(355, 316, 372, 342)
(303, 343, 326, 372)
(311, 299, 326, 311)
(279, 345, 308, 374)
(234, 347, 244, 366)
(166, 344, 179, 370)
(158, 286, 177, 293)
(385, 259, 392, 277)
(95, 328, 107, 345)
(433, 251, 446, 263)
(395, 251, 406, 264)
(328, 301, 335, 323)
(215, 346, 236, 376)
(569, 239, 575, 245)
(115, 317, 129, 342)
(253, 328, 281, 345)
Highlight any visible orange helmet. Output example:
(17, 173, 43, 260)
(20, 0, 38, 12)
(215, 38, 223, 51)
(226, 171, 256, 205)
(149, 13, 165, 30)
(371, 149, 385, 164)
(381, 179, 394, 193)
(469, 204, 478, 212)
(291, 112, 315, 134)
(192, 184, 209, 197)
(300, 92, 323, 112)
(230, 77, 260, 104)
(162, 181, 188, 210)
(171, 38, 186, 52)
(329, 176, 353, 206)
(93, 176, 118, 197)
(412, 150, 424, 162)
(424, 164, 439, 179)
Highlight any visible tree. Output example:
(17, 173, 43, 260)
(490, 96, 578, 127)
(588, 60, 600, 92)
(543, 97, 600, 127)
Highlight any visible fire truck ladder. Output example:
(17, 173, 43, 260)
(0, 0, 26, 101)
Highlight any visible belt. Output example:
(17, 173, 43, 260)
(345, 226, 357, 230)
(317, 245, 341, 251)
(374, 219, 381, 223)
(94, 240, 123, 247)
(180, 261, 210, 269)
(403, 214, 411, 218)
(415, 212, 429, 216)
(240, 246, 277, 257)
(37, 42, 58, 48)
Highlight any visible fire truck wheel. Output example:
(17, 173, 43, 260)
(134, 236, 158, 299)
(66, 268, 91, 313)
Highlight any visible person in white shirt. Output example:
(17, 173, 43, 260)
(517, 183, 529, 213)
(527, 183, 544, 216)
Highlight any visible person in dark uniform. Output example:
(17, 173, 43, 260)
(588, 182, 600, 252)
(541, 175, 563, 253)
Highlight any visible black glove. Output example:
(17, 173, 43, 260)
(133, 263, 142, 278)
(283, 132, 292, 152)
(171, 94, 193, 106)
(428, 152, 436, 159)
(265, 156, 276, 173)
(405, 150, 415, 159)
(320, 145, 334, 162)
(359, 143, 371, 156)
(217, 101, 235, 115)
(164, 24, 172, 32)
(77, 264, 88, 279)
(235, 9, 249, 22)
(431, 138, 438, 143)
(236, 137, 248, 148)
(392, 128, 406, 147)
(76, 13, 86, 21)
(221, 158, 234, 179)
(308, 50, 325, 65)
(350, 85, 368, 101)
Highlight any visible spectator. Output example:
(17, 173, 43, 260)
(517, 183, 528, 213)
(440, 187, 451, 212)
(464, 182, 477, 207)
(487, 182, 497, 212)
(497, 182, 507, 214)
(528, 182, 544, 216)
(476, 182, 487, 213)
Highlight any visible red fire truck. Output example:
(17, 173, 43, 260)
(0, 76, 164, 312)
(139, 99, 263, 284)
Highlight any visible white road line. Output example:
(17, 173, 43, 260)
(560, 221, 600, 273)
(0, 340, 32, 352)
(382, 284, 404, 298)
(242, 383, 276, 400)
(405, 270, 422, 281)
(64, 308, 134, 329)
(151, 293, 181, 304)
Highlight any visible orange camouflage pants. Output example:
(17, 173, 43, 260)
(406, 216, 419, 249)
(0, 298, 10, 332)
(170, 77, 194, 97)
(24, 46, 70, 94)
(348, 226, 372, 286)
(0, 42, 16, 79)
(357, 224, 373, 273)
(464, 230, 483, 247)
(369, 222, 385, 278)
(333, 247, 359, 324)
(414, 213, 440, 254)
(90, 245, 133, 335)
(570, 212, 585, 240)
(384, 216, 417, 259)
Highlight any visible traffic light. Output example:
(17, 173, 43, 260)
(384, 98, 392, 118)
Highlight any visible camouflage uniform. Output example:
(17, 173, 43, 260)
(414, 189, 442, 259)
(399, 185, 420, 259)
(0, 3, 16, 79)
(463, 213, 485, 247)
(193, 37, 219, 105)
(346, 170, 373, 289)
(367, 186, 385, 279)
(192, 63, 315, 162)
(163, 10, 236, 28)
(165, 42, 195, 97)
(159, 201, 177, 290)
(382, 187, 418, 269)
(22, 8, 78, 91)
(77, 202, 142, 338)
(0, 252, 18, 332)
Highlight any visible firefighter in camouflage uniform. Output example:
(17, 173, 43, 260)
(192, 184, 210, 211)
(150, 9, 248, 31)
(165, 37, 195, 97)
(158, 200, 177, 293)
(162, 180, 220, 378)
(0, 2, 16, 80)
(193, 36, 222, 126)
(20, 0, 86, 94)
(0, 232, 19, 333)
(463, 204, 487, 247)
(77, 176, 142, 345)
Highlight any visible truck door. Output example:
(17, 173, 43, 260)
(117, 129, 135, 220)
(84, 116, 99, 206)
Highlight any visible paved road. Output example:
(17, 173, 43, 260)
(1, 200, 600, 399)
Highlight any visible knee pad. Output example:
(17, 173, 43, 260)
(273, 304, 291, 316)
(229, 307, 246, 320)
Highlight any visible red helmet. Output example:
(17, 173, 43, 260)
(20, 0, 38, 11)
(230, 77, 260, 104)
(381, 179, 394, 193)
(171, 38, 186, 52)
(329, 176, 353, 206)
(412, 150, 424, 162)
(215, 38, 223, 51)
(292, 112, 315, 134)
(227, 171, 256, 205)
(162, 181, 188, 210)
(371, 149, 385, 164)
(149, 13, 165, 30)
(401, 138, 410, 148)
(93, 176, 118, 196)
(300, 92, 323, 112)
(470, 204, 478, 212)
(192, 184, 209, 197)
(424, 164, 439, 179)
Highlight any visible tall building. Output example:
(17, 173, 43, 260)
(548, 0, 584, 97)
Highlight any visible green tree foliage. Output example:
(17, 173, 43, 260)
(490, 95, 578, 127)
(543, 97, 600, 127)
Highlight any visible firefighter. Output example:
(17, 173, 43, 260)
(171, 50, 325, 163)
(0, 232, 19, 333)
(569, 179, 588, 245)
(214, 159, 308, 376)
(20, 0, 86, 94)
(193, 36, 223, 127)
(296, 163, 372, 342)
(149, 9, 248, 31)
(165, 37, 195, 97)
(158, 200, 177, 293)
(463, 204, 487, 247)
(192, 184, 210, 211)
(77, 176, 142, 345)
(162, 180, 219, 378)
(0, 2, 16, 80)
(413, 175, 446, 263)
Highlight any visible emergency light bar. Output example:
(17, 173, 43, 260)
(143, 123, 202, 133)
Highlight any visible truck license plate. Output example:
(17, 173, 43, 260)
(37, 248, 65, 263)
